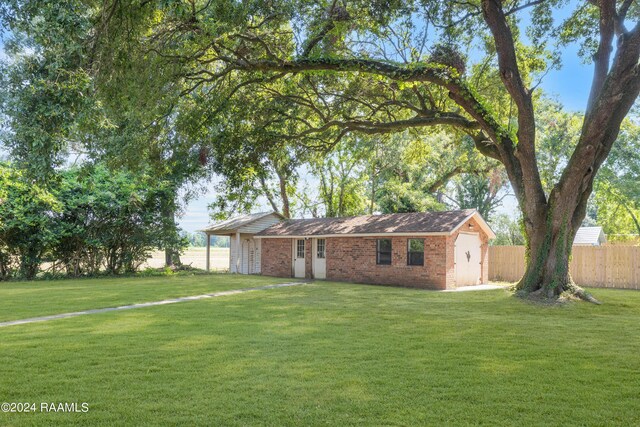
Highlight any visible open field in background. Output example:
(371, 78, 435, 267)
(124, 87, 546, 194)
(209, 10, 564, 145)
(1, 275, 640, 425)
(144, 247, 229, 271)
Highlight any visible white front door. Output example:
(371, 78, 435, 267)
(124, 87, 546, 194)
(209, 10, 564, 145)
(313, 238, 326, 279)
(293, 239, 306, 278)
(455, 232, 482, 286)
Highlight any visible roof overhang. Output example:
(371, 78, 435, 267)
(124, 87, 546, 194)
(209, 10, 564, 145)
(198, 230, 233, 235)
(451, 210, 496, 240)
(255, 210, 496, 240)
(198, 211, 285, 234)
(254, 232, 452, 239)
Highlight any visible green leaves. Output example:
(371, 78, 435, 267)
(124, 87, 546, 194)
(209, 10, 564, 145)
(0, 163, 187, 279)
(0, 163, 60, 278)
(592, 119, 640, 237)
(0, 0, 104, 170)
(556, 2, 599, 63)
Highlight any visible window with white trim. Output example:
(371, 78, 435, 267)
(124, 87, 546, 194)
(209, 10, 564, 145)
(317, 239, 326, 259)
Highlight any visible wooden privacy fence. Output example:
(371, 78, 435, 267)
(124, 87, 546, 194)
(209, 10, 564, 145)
(489, 246, 640, 289)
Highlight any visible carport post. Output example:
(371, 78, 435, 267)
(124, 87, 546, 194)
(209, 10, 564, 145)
(235, 231, 241, 273)
(206, 233, 210, 272)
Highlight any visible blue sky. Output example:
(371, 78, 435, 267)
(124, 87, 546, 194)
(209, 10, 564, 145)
(0, 9, 595, 232)
(539, 47, 591, 112)
(183, 38, 594, 232)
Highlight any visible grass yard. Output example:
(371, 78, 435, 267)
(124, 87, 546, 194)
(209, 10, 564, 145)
(1, 276, 639, 426)
(0, 274, 290, 322)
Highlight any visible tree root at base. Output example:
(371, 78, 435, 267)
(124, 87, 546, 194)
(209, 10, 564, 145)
(564, 283, 601, 305)
(513, 282, 601, 305)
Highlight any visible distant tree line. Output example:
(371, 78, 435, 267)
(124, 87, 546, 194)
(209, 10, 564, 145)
(0, 163, 186, 280)
(182, 232, 229, 248)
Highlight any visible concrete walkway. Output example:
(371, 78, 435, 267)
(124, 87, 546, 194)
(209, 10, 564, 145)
(0, 282, 304, 328)
(443, 284, 506, 292)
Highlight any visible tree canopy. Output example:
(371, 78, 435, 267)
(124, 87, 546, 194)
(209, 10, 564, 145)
(2, 0, 640, 300)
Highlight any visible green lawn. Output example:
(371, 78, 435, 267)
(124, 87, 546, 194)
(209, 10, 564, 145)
(1, 277, 639, 426)
(0, 274, 292, 322)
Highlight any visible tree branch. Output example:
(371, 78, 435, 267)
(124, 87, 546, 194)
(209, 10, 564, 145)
(230, 56, 451, 84)
(616, 0, 634, 34)
(258, 174, 282, 216)
(481, 0, 535, 145)
(227, 56, 511, 145)
(287, 114, 481, 140)
(559, 22, 640, 204)
(426, 166, 462, 193)
(481, 0, 546, 218)
(300, 0, 339, 57)
(586, 0, 617, 115)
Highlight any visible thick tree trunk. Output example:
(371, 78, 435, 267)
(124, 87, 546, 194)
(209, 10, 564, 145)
(164, 248, 182, 268)
(517, 212, 574, 298)
(514, 185, 600, 303)
(162, 194, 182, 268)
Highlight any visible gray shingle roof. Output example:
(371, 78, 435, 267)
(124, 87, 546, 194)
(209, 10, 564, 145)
(256, 209, 480, 237)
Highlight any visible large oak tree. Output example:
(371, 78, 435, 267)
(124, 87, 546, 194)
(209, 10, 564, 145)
(4, 0, 640, 300)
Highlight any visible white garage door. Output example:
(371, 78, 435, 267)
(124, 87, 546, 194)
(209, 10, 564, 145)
(455, 232, 482, 286)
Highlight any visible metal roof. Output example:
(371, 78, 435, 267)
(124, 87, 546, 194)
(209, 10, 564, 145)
(573, 226, 607, 246)
(200, 212, 284, 234)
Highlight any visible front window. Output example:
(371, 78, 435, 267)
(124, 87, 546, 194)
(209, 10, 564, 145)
(297, 239, 305, 258)
(377, 239, 392, 265)
(317, 239, 326, 259)
(407, 239, 424, 266)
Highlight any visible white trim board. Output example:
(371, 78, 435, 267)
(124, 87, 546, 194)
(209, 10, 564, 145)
(254, 232, 452, 239)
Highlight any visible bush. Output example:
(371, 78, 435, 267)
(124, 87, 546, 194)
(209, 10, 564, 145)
(0, 163, 187, 280)
(0, 164, 61, 279)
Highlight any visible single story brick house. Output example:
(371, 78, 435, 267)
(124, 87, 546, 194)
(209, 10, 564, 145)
(254, 209, 495, 290)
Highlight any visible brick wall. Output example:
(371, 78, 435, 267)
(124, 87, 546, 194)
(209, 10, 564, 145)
(325, 235, 448, 289)
(260, 216, 490, 288)
(261, 238, 292, 277)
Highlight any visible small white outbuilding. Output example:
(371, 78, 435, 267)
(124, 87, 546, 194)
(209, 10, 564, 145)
(200, 212, 284, 274)
(573, 226, 607, 246)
